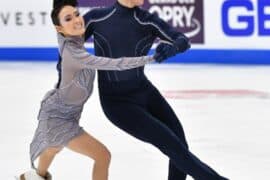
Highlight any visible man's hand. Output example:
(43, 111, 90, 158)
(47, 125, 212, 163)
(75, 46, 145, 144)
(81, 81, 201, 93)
(154, 36, 191, 63)
(174, 36, 191, 53)
(154, 43, 178, 63)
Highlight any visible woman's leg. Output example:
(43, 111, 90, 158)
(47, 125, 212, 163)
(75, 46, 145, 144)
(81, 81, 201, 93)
(66, 131, 111, 180)
(36, 147, 62, 178)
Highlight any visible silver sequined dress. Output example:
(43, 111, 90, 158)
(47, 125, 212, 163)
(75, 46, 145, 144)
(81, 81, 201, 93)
(30, 33, 153, 168)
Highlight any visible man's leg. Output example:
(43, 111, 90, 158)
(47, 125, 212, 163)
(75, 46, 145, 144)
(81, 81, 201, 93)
(147, 85, 189, 180)
(147, 85, 228, 180)
(100, 97, 227, 180)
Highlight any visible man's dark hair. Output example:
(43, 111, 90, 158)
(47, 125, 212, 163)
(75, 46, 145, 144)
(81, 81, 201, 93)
(51, 0, 78, 25)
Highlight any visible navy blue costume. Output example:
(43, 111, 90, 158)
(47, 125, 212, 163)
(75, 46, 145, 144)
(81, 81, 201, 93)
(79, 2, 228, 180)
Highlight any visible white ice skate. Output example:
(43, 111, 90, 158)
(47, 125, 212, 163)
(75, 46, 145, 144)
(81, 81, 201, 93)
(15, 170, 52, 180)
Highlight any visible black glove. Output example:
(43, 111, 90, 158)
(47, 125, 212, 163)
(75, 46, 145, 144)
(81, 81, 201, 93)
(154, 43, 178, 63)
(154, 36, 191, 63)
(173, 36, 191, 53)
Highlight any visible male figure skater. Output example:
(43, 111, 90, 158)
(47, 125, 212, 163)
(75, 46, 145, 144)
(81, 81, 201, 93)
(59, 0, 228, 179)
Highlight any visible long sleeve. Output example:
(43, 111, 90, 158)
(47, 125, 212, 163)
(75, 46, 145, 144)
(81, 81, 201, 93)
(151, 12, 188, 43)
(150, 13, 191, 51)
(64, 41, 154, 71)
(136, 9, 190, 49)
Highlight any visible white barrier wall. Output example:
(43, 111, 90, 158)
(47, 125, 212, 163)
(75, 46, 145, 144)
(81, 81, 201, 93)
(204, 0, 270, 49)
(0, 0, 57, 47)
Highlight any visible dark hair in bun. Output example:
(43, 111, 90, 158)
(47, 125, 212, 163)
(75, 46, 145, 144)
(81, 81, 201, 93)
(51, 0, 78, 25)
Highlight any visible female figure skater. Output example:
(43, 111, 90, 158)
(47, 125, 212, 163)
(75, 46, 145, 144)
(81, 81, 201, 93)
(17, 0, 154, 179)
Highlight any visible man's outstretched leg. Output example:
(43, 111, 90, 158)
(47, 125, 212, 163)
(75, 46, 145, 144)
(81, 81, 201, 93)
(100, 93, 228, 180)
(147, 84, 228, 180)
(147, 84, 188, 180)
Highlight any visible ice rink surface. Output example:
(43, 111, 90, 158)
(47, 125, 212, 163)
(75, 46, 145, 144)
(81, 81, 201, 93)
(0, 62, 270, 180)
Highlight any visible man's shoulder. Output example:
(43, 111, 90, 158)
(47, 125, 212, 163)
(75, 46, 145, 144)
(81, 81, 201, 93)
(135, 7, 158, 22)
(83, 6, 115, 22)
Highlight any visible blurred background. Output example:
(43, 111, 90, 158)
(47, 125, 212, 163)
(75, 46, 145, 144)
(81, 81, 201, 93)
(0, 0, 270, 179)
